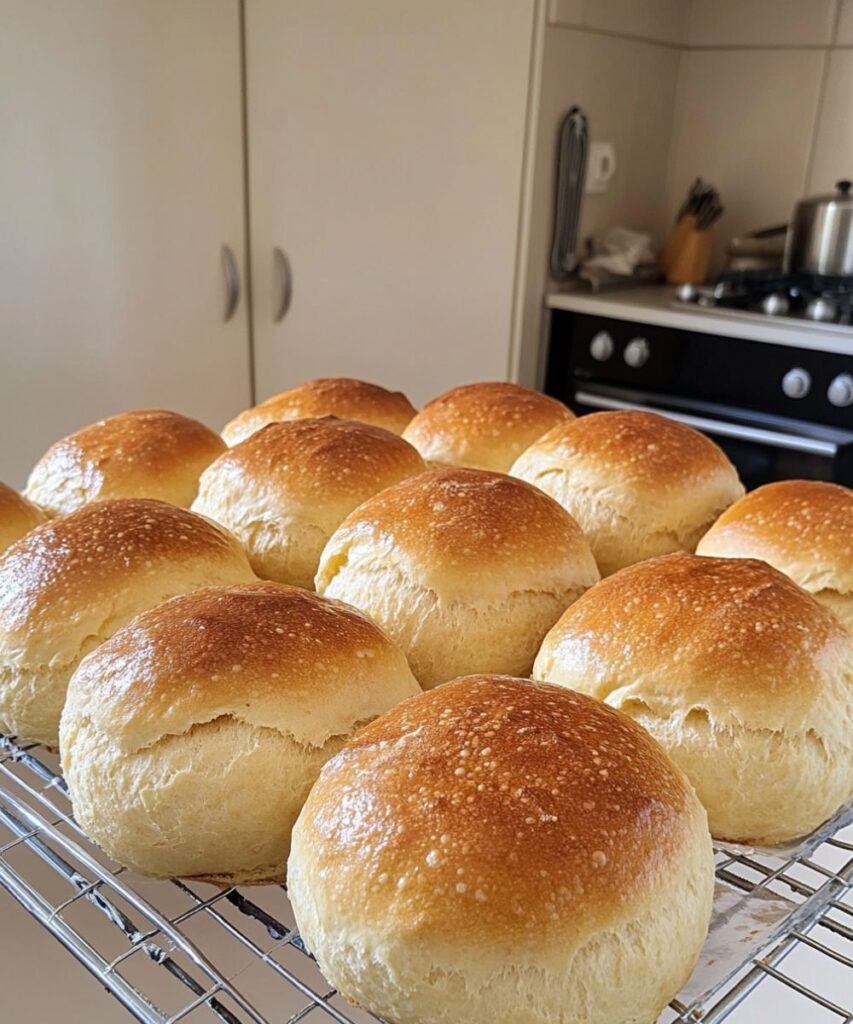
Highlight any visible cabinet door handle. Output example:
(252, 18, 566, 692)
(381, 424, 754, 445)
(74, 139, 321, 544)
(273, 247, 293, 323)
(221, 245, 240, 322)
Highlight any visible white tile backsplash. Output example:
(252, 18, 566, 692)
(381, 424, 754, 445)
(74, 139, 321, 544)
(665, 48, 825, 270)
(835, 0, 853, 42)
(548, 0, 686, 44)
(544, 29, 681, 243)
(548, 0, 583, 26)
(808, 49, 853, 194)
(526, 0, 851, 374)
(686, 0, 838, 48)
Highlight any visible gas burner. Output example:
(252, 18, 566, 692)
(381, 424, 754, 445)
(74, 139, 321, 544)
(674, 270, 853, 326)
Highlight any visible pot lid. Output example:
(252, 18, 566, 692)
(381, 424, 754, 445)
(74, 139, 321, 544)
(798, 179, 852, 208)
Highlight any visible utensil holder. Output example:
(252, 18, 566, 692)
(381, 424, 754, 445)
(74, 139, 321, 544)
(661, 215, 713, 284)
(659, 214, 695, 274)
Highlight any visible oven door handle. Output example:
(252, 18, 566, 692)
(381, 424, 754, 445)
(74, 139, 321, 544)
(574, 390, 839, 457)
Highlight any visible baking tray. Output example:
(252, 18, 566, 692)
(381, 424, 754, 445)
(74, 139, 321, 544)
(1, 734, 851, 1023)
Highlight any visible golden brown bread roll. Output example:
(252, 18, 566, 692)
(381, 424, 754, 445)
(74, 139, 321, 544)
(222, 378, 417, 446)
(288, 675, 714, 1024)
(511, 410, 744, 575)
(0, 481, 45, 554)
(61, 582, 421, 884)
(0, 498, 256, 747)
(534, 553, 853, 843)
(315, 467, 600, 688)
(25, 409, 225, 516)
(697, 479, 853, 632)
(402, 381, 573, 472)
(192, 417, 425, 588)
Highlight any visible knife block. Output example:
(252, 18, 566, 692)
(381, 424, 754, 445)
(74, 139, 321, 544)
(660, 215, 713, 284)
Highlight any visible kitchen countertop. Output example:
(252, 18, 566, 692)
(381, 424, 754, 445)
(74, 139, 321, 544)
(546, 285, 853, 355)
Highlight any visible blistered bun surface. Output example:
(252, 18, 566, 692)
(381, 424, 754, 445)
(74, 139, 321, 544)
(511, 410, 744, 575)
(222, 378, 417, 445)
(0, 498, 255, 746)
(697, 480, 853, 632)
(402, 381, 573, 472)
(61, 582, 420, 884)
(25, 409, 225, 516)
(193, 418, 425, 588)
(0, 482, 45, 555)
(316, 468, 599, 687)
(288, 674, 713, 1024)
(534, 553, 853, 842)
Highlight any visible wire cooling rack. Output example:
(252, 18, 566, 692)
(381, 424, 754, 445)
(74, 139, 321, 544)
(1, 733, 851, 1024)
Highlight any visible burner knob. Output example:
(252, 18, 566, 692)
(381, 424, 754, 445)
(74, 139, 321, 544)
(589, 331, 614, 362)
(828, 373, 853, 408)
(805, 297, 838, 322)
(781, 367, 812, 399)
(624, 337, 650, 368)
(761, 293, 790, 316)
(675, 283, 697, 303)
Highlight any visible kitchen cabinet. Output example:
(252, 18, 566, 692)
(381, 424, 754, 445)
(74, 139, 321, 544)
(0, 0, 542, 487)
(0, 0, 252, 485)
(245, 0, 537, 406)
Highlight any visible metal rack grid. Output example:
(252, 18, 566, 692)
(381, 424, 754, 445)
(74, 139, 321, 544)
(1, 733, 851, 1024)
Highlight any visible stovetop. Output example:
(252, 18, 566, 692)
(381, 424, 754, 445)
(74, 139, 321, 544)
(545, 292, 853, 473)
(675, 271, 853, 325)
(545, 284, 853, 438)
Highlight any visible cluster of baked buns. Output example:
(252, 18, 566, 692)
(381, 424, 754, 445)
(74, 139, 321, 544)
(0, 377, 851, 1024)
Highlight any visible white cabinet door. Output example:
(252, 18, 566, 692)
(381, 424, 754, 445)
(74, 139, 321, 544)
(246, 0, 535, 407)
(0, 0, 251, 486)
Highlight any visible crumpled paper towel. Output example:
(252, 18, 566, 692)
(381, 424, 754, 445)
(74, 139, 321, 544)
(582, 226, 655, 276)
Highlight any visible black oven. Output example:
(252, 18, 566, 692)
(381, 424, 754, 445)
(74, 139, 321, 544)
(545, 310, 853, 490)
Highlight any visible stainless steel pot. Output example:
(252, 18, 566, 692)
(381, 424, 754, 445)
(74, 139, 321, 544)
(784, 179, 853, 276)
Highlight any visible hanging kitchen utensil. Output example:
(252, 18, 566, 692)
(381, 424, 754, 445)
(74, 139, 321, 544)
(550, 106, 588, 279)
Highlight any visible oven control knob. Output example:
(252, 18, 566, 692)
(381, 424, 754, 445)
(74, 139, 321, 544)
(589, 331, 614, 361)
(828, 373, 853, 408)
(782, 367, 812, 399)
(624, 337, 650, 368)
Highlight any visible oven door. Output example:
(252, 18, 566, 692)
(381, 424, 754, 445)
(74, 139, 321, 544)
(573, 386, 853, 490)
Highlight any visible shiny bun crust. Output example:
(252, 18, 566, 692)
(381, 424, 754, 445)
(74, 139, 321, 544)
(193, 418, 425, 589)
(288, 675, 713, 1024)
(697, 480, 853, 632)
(0, 499, 255, 747)
(25, 409, 225, 516)
(222, 378, 417, 445)
(402, 381, 573, 472)
(61, 583, 420, 884)
(511, 410, 744, 575)
(0, 482, 45, 554)
(534, 553, 853, 843)
(316, 468, 600, 688)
